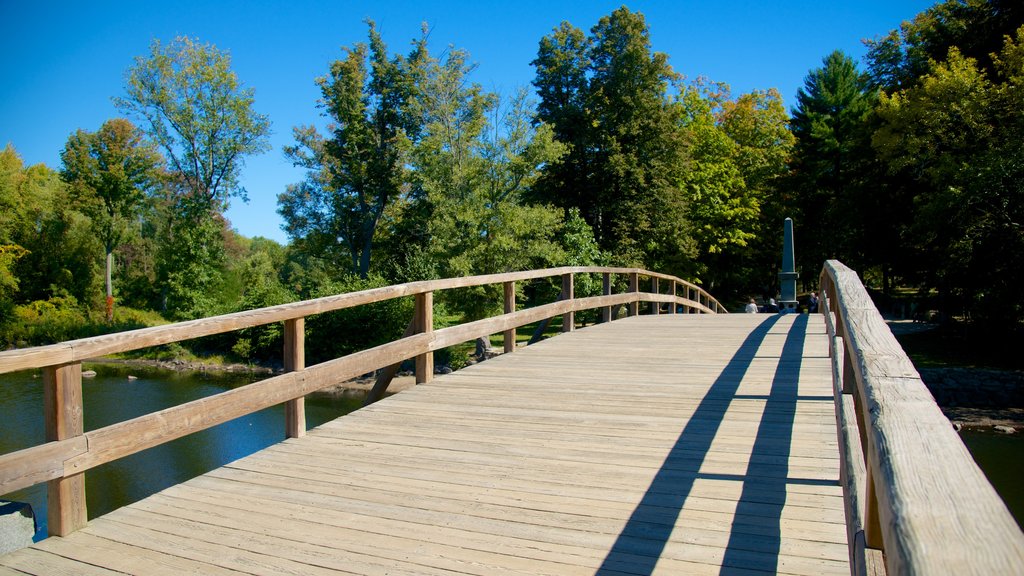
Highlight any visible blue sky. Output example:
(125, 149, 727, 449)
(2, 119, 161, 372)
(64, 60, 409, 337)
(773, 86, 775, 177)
(1, 1, 934, 244)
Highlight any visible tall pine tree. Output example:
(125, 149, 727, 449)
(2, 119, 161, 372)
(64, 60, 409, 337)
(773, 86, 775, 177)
(532, 7, 692, 272)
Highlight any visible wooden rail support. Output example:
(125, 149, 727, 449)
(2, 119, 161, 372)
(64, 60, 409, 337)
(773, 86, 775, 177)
(44, 363, 86, 537)
(651, 277, 660, 315)
(284, 318, 305, 438)
(503, 281, 516, 353)
(602, 273, 612, 322)
(415, 292, 433, 384)
(864, 472, 884, 551)
(561, 273, 574, 332)
(627, 272, 639, 316)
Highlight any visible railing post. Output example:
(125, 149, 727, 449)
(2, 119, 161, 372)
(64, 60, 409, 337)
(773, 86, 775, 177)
(503, 281, 516, 353)
(561, 273, 574, 332)
(415, 291, 434, 384)
(628, 272, 639, 316)
(284, 318, 305, 438)
(669, 281, 676, 314)
(44, 362, 87, 536)
(602, 273, 612, 322)
(651, 277, 660, 315)
(865, 472, 884, 551)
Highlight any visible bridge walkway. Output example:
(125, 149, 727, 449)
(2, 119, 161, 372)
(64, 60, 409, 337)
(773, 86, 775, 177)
(0, 313, 847, 575)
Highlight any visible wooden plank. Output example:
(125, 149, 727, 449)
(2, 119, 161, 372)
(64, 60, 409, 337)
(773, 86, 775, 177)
(414, 291, 433, 384)
(602, 272, 612, 322)
(503, 280, 515, 353)
(365, 317, 417, 406)
(7, 314, 847, 575)
(49, 294, 657, 478)
(284, 317, 305, 438)
(823, 260, 1024, 574)
(0, 547, 123, 575)
(0, 437, 87, 495)
(33, 531, 242, 575)
(562, 273, 575, 332)
(627, 272, 639, 316)
(43, 363, 86, 537)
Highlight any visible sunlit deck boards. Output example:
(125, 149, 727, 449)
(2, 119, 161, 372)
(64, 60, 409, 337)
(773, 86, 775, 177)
(0, 313, 848, 575)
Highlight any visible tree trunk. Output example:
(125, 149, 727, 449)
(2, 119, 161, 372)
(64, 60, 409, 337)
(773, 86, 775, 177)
(105, 249, 114, 322)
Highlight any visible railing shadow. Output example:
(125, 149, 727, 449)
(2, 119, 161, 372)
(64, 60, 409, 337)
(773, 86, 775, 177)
(596, 314, 809, 575)
(719, 313, 807, 575)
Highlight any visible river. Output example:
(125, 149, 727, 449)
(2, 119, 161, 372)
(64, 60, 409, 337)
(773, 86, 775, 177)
(958, 428, 1024, 529)
(0, 364, 366, 540)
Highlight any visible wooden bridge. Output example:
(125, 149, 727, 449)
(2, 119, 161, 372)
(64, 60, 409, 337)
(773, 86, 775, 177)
(1, 264, 1022, 575)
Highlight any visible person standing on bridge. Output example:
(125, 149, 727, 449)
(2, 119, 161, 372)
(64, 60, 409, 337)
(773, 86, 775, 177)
(808, 292, 819, 313)
(745, 299, 758, 313)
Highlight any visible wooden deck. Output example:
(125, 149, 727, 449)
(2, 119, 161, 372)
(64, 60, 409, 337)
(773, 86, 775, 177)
(0, 313, 848, 575)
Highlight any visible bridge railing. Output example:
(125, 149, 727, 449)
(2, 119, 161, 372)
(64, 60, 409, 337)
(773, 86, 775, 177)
(820, 260, 1024, 576)
(0, 266, 724, 538)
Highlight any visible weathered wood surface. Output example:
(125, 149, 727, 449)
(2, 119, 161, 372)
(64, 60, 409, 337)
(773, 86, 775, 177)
(821, 260, 1024, 575)
(1, 314, 847, 575)
(0, 291, 714, 499)
(0, 267, 724, 375)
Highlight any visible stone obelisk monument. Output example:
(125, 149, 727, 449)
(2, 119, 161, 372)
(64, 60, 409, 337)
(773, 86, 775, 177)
(778, 218, 798, 312)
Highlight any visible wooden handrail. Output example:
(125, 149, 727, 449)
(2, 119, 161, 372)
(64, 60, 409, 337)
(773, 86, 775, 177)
(0, 266, 724, 537)
(820, 260, 1024, 575)
(0, 266, 721, 375)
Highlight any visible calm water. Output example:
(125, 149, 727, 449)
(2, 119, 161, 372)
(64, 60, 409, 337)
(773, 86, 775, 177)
(959, 428, 1024, 529)
(0, 364, 366, 540)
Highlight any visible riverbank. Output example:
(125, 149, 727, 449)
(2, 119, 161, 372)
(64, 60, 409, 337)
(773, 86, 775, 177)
(887, 320, 1024, 432)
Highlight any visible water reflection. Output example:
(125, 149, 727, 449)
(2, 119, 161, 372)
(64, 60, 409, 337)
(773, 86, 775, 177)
(0, 364, 365, 540)
(959, 429, 1024, 529)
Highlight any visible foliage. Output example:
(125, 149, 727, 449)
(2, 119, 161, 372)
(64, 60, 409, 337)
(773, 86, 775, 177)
(873, 30, 1024, 328)
(788, 50, 877, 285)
(280, 22, 423, 278)
(116, 36, 271, 210)
(0, 147, 101, 306)
(0, 297, 166, 348)
(412, 59, 566, 323)
(0, 244, 28, 303)
(116, 36, 270, 320)
(60, 118, 163, 319)
(531, 7, 693, 273)
(229, 249, 297, 361)
(303, 273, 413, 365)
(865, 0, 1024, 92)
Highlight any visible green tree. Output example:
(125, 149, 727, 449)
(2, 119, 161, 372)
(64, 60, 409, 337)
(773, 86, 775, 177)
(411, 52, 566, 335)
(789, 50, 876, 284)
(718, 88, 796, 298)
(865, 0, 1024, 92)
(873, 30, 1024, 327)
(0, 146, 100, 306)
(279, 22, 423, 278)
(116, 36, 271, 210)
(424, 87, 566, 280)
(532, 7, 692, 271)
(60, 118, 163, 320)
(677, 81, 795, 296)
(117, 36, 270, 318)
